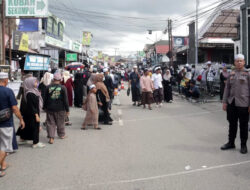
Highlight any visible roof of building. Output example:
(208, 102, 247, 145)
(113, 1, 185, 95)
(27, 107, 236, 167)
(156, 45, 169, 54)
(144, 40, 169, 53)
(200, 9, 240, 38)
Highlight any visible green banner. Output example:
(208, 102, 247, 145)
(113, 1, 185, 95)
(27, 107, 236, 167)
(6, 0, 48, 17)
(66, 53, 77, 62)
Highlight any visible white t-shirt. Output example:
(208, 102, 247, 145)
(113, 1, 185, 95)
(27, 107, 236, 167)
(207, 67, 215, 82)
(152, 73, 163, 89)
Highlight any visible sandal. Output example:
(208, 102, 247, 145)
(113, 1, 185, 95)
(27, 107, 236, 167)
(0, 164, 9, 171)
(60, 136, 67, 139)
(65, 122, 72, 126)
(94, 127, 102, 130)
(0, 171, 6, 177)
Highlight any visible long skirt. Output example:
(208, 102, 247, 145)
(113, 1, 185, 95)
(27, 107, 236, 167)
(131, 87, 141, 102)
(141, 92, 154, 105)
(16, 115, 39, 144)
(163, 81, 173, 102)
(98, 102, 112, 123)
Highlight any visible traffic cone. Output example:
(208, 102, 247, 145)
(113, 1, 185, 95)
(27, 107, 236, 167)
(113, 88, 120, 105)
(121, 80, 125, 90)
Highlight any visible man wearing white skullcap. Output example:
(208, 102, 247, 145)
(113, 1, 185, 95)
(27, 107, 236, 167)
(221, 54, 250, 154)
(205, 61, 216, 96)
(152, 67, 163, 107)
(235, 54, 245, 60)
(0, 72, 25, 177)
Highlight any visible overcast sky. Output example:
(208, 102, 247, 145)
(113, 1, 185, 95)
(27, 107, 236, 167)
(49, 0, 224, 55)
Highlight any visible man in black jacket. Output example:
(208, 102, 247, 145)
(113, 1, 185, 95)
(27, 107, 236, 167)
(43, 73, 69, 144)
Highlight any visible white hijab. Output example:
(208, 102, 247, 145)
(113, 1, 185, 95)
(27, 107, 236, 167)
(40, 72, 52, 86)
(163, 70, 171, 81)
(63, 71, 71, 83)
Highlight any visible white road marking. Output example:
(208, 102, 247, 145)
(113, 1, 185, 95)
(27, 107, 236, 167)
(117, 109, 124, 126)
(88, 160, 250, 187)
(113, 110, 222, 123)
(118, 118, 124, 126)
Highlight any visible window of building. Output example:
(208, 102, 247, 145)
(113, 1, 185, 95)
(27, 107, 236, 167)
(58, 22, 64, 39)
(53, 19, 58, 36)
(46, 17, 53, 34)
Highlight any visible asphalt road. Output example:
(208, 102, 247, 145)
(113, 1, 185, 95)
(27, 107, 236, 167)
(1, 89, 250, 190)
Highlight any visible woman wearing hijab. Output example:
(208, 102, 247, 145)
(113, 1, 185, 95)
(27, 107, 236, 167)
(81, 84, 100, 130)
(220, 66, 229, 101)
(39, 72, 52, 101)
(95, 74, 113, 125)
(62, 71, 74, 126)
(163, 69, 173, 103)
(16, 77, 45, 148)
(62, 71, 74, 107)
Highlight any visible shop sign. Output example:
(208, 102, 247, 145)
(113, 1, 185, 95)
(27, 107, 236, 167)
(173, 36, 188, 47)
(72, 41, 81, 52)
(24, 54, 50, 71)
(6, 0, 48, 17)
(66, 53, 77, 62)
(13, 31, 29, 52)
(45, 35, 65, 48)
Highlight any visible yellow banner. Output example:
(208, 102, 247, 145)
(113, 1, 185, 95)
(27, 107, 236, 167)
(82, 32, 92, 46)
(104, 56, 109, 61)
(19, 33, 29, 52)
(98, 51, 103, 59)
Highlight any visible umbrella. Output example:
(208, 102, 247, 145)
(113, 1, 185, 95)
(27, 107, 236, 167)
(65, 62, 85, 70)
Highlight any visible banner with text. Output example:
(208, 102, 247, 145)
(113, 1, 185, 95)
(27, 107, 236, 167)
(66, 53, 77, 62)
(13, 31, 29, 52)
(6, 0, 48, 17)
(24, 54, 50, 71)
(82, 31, 92, 46)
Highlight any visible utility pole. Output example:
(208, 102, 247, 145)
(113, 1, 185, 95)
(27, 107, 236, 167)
(8, 18, 12, 78)
(168, 19, 173, 67)
(1, 0, 6, 66)
(195, 0, 199, 66)
(114, 48, 119, 57)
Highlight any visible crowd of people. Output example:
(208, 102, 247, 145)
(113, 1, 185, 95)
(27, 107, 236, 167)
(0, 54, 249, 178)
(0, 66, 123, 177)
(128, 66, 173, 110)
(176, 61, 231, 101)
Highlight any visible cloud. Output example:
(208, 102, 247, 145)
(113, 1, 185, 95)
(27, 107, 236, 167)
(49, 0, 219, 54)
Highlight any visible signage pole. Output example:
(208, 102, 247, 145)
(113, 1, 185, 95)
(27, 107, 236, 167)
(1, 0, 5, 66)
(82, 45, 84, 64)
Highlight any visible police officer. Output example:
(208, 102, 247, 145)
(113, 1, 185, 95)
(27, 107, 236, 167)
(221, 54, 250, 154)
